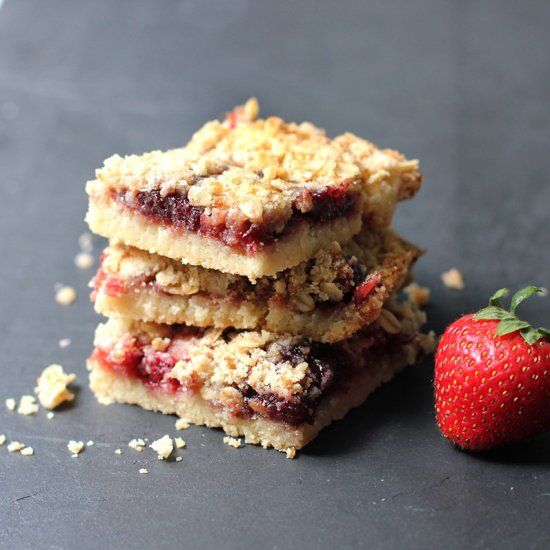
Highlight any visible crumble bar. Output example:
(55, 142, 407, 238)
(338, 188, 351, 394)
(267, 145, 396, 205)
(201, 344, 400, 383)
(92, 227, 421, 343)
(86, 99, 421, 278)
(88, 298, 434, 452)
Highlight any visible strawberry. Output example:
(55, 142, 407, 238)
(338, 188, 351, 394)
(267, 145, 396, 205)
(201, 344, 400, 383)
(435, 286, 550, 451)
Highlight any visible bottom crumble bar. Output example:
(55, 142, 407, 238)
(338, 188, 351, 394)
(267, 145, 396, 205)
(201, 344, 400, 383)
(88, 300, 434, 452)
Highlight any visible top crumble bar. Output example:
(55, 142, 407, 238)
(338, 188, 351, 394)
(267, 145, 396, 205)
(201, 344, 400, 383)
(86, 99, 422, 278)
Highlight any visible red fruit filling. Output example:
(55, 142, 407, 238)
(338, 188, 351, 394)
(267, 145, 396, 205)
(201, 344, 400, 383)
(115, 181, 358, 255)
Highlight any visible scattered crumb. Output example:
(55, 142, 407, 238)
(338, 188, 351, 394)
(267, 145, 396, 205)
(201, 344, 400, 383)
(175, 418, 190, 430)
(441, 268, 465, 290)
(139, 468, 148, 474)
(174, 437, 186, 449)
(0, 435, 5, 445)
(223, 436, 242, 449)
(285, 447, 296, 460)
(114, 449, 122, 455)
(20, 447, 34, 456)
(403, 282, 431, 307)
(35, 364, 76, 410)
(150, 435, 173, 460)
(175, 456, 183, 462)
(78, 232, 93, 253)
(58, 338, 71, 349)
(67, 440, 84, 457)
(55, 286, 77, 305)
(74, 252, 94, 269)
(7, 441, 25, 453)
(17, 395, 39, 416)
(47, 412, 55, 420)
(87, 440, 94, 446)
(6, 398, 16, 411)
(128, 438, 146, 452)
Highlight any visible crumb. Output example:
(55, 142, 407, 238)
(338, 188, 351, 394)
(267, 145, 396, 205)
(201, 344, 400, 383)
(5, 398, 16, 411)
(139, 468, 148, 474)
(74, 252, 94, 269)
(20, 447, 34, 456)
(285, 447, 296, 460)
(87, 440, 94, 446)
(150, 435, 173, 460)
(175, 456, 183, 462)
(441, 268, 465, 290)
(47, 412, 55, 420)
(0, 435, 5, 445)
(78, 232, 93, 253)
(35, 364, 76, 410)
(114, 449, 122, 455)
(58, 338, 71, 348)
(539, 287, 548, 297)
(67, 440, 84, 457)
(17, 395, 39, 415)
(175, 418, 190, 430)
(174, 437, 186, 449)
(7, 441, 25, 452)
(403, 282, 431, 307)
(128, 438, 146, 452)
(223, 436, 242, 449)
(55, 285, 77, 305)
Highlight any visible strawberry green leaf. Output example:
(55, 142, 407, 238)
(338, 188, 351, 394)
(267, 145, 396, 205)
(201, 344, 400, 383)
(489, 288, 509, 308)
(520, 327, 545, 345)
(496, 318, 531, 336)
(510, 286, 543, 314)
(473, 307, 509, 321)
(538, 328, 550, 339)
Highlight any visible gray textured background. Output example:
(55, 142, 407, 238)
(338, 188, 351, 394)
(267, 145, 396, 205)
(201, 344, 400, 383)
(0, 1, 549, 549)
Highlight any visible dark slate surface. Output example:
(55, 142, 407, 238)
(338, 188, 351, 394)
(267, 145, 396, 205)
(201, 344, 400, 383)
(0, 1, 549, 548)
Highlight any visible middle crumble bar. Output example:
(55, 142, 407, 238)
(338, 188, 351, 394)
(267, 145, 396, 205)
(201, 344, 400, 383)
(92, 227, 421, 343)
(86, 99, 422, 278)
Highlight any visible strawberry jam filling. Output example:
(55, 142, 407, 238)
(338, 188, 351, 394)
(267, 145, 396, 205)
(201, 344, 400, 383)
(115, 182, 358, 255)
(92, 333, 343, 426)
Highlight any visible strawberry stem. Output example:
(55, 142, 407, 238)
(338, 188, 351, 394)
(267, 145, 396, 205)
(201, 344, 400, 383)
(473, 285, 549, 344)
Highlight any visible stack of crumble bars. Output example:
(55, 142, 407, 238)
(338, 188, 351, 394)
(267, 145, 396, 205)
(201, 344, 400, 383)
(85, 99, 434, 454)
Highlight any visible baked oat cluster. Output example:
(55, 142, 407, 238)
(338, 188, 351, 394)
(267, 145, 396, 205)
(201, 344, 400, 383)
(85, 100, 433, 454)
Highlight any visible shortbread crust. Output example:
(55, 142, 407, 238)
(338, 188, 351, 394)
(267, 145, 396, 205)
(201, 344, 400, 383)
(92, 227, 421, 342)
(86, 99, 421, 277)
(88, 299, 434, 451)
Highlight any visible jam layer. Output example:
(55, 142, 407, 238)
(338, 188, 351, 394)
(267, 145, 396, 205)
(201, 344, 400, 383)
(115, 182, 358, 255)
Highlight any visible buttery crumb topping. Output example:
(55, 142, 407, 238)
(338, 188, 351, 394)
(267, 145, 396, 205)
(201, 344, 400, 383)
(67, 440, 84, 457)
(88, 99, 421, 228)
(35, 364, 76, 410)
(17, 395, 39, 416)
(441, 268, 465, 290)
(7, 441, 26, 452)
(150, 435, 173, 459)
(223, 436, 242, 449)
(128, 438, 146, 452)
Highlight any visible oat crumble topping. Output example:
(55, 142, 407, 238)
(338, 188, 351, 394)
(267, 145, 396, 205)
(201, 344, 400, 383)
(175, 456, 183, 462)
(114, 448, 122, 455)
(0, 435, 6, 445)
(174, 437, 186, 449)
(35, 364, 76, 410)
(20, 447, 34, 456)
(46, 412, 55, 420)
(139, 468, 148, 474)
(5, 398, 16, 411)
(58, 338, 72, 348)
(285, 447, 296, 459)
